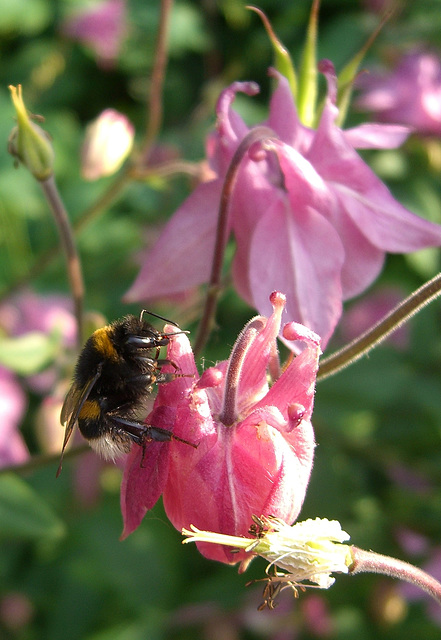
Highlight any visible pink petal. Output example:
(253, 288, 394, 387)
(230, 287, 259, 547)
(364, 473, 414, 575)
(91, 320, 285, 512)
(336, 180, 441, 253)
(124, 180, 222, 302)
(309, 69, 441, 255)
(210, 81, 259, 175)
(343, 123, 411, 149)
(230, 161, 278, 304)
(324, 199, 385, 299)
(258, 321, 321, 420)
(155, 327, 198, 407)
(164, 407, 313, 563)
(120, 406, 175, 538)
(248, 198, 344, 348)
(266, 69, 313, 152)
(236, 292, 285, 408)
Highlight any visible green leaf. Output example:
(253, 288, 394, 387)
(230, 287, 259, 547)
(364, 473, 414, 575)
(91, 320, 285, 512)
(0, 330, 60, 376)
(0, 474, 65, 540)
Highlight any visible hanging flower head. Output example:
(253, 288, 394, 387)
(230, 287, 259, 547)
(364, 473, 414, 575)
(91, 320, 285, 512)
(125, 61, 441, 348)
(121, 292, 320, 564)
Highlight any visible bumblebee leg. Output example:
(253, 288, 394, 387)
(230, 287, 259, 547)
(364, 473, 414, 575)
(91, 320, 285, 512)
(109, 415, 197, 448)
(128, 371, 193, 385)
(133, 355, 179, 370)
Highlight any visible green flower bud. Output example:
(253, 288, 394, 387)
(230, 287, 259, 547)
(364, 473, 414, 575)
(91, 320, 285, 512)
(8, 85, 54, 181)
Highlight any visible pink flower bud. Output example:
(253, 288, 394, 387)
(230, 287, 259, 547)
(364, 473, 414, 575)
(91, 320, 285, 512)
(121, 292, 320, 564)
(81, 109, 134, 180)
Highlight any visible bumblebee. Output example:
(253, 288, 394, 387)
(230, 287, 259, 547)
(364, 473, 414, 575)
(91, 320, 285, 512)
(57, 311, 195, 476)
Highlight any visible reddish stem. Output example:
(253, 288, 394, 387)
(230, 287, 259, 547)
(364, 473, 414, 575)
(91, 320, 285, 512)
(193, 126, 278, 356)
(350, 546, 441, 606)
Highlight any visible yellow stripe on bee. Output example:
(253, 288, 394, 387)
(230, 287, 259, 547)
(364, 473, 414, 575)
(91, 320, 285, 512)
(92, 327, 118, 360)
(79, 400, 101, 420)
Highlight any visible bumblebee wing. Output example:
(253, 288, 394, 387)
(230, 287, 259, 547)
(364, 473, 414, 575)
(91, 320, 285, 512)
(56, 363, 103, 477)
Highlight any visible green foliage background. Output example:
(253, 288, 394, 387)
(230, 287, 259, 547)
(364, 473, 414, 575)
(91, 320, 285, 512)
(2, 0, 441, 638)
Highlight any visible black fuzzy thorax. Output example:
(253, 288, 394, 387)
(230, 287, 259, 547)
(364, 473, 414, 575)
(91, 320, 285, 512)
(74, 314, 166, 415)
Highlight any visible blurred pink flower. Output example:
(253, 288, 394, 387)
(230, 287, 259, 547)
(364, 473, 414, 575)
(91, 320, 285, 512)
(62, 0, 126, 69)
(356, 50, 441, 136)
(81, 108, 134, 180)
(126, 63, 441, 348)
(0, 290, 76, 344)
(0, 290, 76, 393)
(0, 367, 28, 467)
(339, 286, 409, 349)
(386, 462, 433, 495)
(121, 292, 319, 564)
(395, 528, 430, 557)
(400, 548, 441, 626)
(301, 594, 333, 637)
(0, 592, 34, 632)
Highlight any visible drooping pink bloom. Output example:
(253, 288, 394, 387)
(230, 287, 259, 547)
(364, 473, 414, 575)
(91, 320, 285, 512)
(356, 50, 441, 137)
(0, 367, 28, 468)
(126, 63, 441, 348)
(121, 292, 319, 564)
(61, 0, 126, 69)
(81, 109, 134, 180)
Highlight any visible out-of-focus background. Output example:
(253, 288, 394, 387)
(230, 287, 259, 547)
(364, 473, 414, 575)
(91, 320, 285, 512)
(2, 1, 441, 638)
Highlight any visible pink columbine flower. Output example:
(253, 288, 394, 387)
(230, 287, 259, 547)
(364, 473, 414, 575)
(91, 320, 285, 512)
(356, 50, 441, 137)
(126, 63, 441, 348)
(62, 0, 126, 69)
(121, 292, 319, 564)
(81, 109, 134, 181)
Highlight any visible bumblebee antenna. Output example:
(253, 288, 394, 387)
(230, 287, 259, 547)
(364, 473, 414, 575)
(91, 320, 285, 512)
(139, 309, 190, 336)
(140, 309, 181, 328)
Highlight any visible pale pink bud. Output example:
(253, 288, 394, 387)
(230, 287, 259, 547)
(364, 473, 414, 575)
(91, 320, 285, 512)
(81, 108, 134, 180)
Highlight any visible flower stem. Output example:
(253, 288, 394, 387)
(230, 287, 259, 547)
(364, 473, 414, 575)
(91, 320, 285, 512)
(193, 126, 278, 357)
(40, 176, 85, 347)
(141, 0, 173, 155)
(318, 272, 441, 380)
(350, 546, 441, 605)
